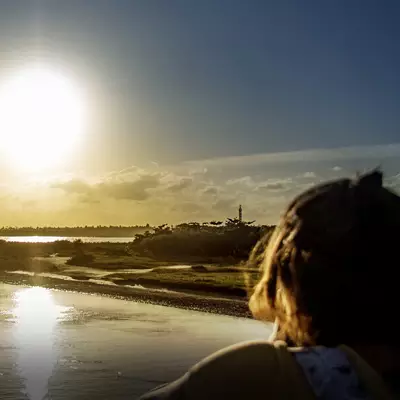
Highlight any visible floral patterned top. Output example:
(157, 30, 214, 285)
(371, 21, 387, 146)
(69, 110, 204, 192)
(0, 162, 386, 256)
(294, 347, 370, 400)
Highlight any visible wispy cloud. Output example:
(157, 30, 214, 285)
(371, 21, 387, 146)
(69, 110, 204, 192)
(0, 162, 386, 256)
(302, 172, 317, 179)
(183, 143, 400, 168)
(255, 178, 293, 192)
(0, 144, 399, 226)
(226, 176, 254, 186)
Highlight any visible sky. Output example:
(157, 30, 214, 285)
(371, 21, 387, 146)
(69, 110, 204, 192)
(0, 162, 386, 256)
(0, 0, 399, 226)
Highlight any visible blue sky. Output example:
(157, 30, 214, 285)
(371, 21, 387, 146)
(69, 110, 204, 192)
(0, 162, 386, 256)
(2, 1, 400, 164)
(0, 1, 399, 225)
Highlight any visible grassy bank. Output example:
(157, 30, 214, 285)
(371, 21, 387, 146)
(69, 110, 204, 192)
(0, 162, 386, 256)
(105, 267, 257, 298)
(0, 241, 260, 302)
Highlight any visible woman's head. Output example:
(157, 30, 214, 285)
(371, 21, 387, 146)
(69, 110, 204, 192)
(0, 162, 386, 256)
(249, 170, 400, 347)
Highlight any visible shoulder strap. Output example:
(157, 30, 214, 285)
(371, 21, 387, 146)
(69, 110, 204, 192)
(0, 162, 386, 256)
(271, 341, 318, 400)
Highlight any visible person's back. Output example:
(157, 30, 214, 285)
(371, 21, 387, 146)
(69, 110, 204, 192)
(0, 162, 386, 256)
(140, 340, 394, 399)
(139, 171, 400, 399)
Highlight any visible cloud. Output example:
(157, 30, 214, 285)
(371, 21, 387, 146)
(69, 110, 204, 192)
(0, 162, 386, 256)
(226, 176, 254, 186)
(385, 174, 400, 190)
(53, 172, 161, 202)
(202, 186, 219, 195)
(52, 168, 199, 207)
(80, 196, 101, 205)
(104, 166, 143, 180)
(188, 167, 208, 176)
(52, 179, 91, 195)
(256, 178, 293, 191)
(184, 143, 400, 168)
(98, 178, 160, 200)
(171, 202, 203, 214)
(302, 172, 316, 179)
(164, 177, 193, 193)
(6, 143, 400, 227)
(212, 198, 237, 211)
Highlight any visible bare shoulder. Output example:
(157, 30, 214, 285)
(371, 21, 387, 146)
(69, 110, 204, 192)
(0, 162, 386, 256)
(138, 341, 282, 400)
(191, 340, 279, 373)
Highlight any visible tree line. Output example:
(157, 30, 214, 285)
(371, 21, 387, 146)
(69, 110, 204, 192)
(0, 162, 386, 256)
(128, 219, 274, 261)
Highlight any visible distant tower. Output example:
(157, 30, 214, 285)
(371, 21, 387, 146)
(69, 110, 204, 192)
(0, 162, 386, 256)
(238, 204, 243, 222)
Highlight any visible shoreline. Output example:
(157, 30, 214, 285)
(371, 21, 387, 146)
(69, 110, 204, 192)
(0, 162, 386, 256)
(0, 272, 252, 319)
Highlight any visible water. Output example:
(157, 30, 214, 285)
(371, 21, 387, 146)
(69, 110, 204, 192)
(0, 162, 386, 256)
(0, 236, 135, 243)
(0, 284, 272, 399)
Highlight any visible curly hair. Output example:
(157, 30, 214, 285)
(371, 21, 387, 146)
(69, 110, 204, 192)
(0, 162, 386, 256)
(248, 170, 400, 346)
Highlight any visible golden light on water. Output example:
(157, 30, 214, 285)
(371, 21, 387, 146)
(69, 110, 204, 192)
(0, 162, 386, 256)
(0, 65, 87, 171)
(12, 287, 71, 400)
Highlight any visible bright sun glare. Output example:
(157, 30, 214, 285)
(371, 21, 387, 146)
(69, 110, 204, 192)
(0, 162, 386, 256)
(0, 65, 86, 171)
(12, 287, 71, 400)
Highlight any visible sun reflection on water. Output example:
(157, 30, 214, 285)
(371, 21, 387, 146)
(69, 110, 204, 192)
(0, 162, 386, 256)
(12, 287, 71, 400)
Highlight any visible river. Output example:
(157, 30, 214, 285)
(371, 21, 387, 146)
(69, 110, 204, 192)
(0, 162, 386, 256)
(0, 236, 135, 243)
(0, 284, 272, 399)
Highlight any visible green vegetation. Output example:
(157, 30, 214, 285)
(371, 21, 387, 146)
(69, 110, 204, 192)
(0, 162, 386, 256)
(107, 266, 259, 297)
(0, 219, 275, 299)
(128, 219, 273, 261)
(0, 241, 58, 273)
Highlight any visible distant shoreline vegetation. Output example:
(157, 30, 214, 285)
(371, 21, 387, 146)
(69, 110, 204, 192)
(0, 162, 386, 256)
(0, 219, 277, 265)
(0, 218, 276, 309)
(0, 220, 275, 243)
(0, 226, 151, 237)
(128, 219, 274, 261)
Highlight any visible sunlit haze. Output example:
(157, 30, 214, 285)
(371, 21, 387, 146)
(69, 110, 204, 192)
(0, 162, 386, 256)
(0, 1, 399, 226)
(0, 65, 86, 171)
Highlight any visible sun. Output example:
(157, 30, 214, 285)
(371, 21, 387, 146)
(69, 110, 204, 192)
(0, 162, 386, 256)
(0, 65, 87, 171)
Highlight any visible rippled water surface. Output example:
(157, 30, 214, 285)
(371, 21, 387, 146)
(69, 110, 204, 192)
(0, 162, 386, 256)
(0, 284, 272, 399)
